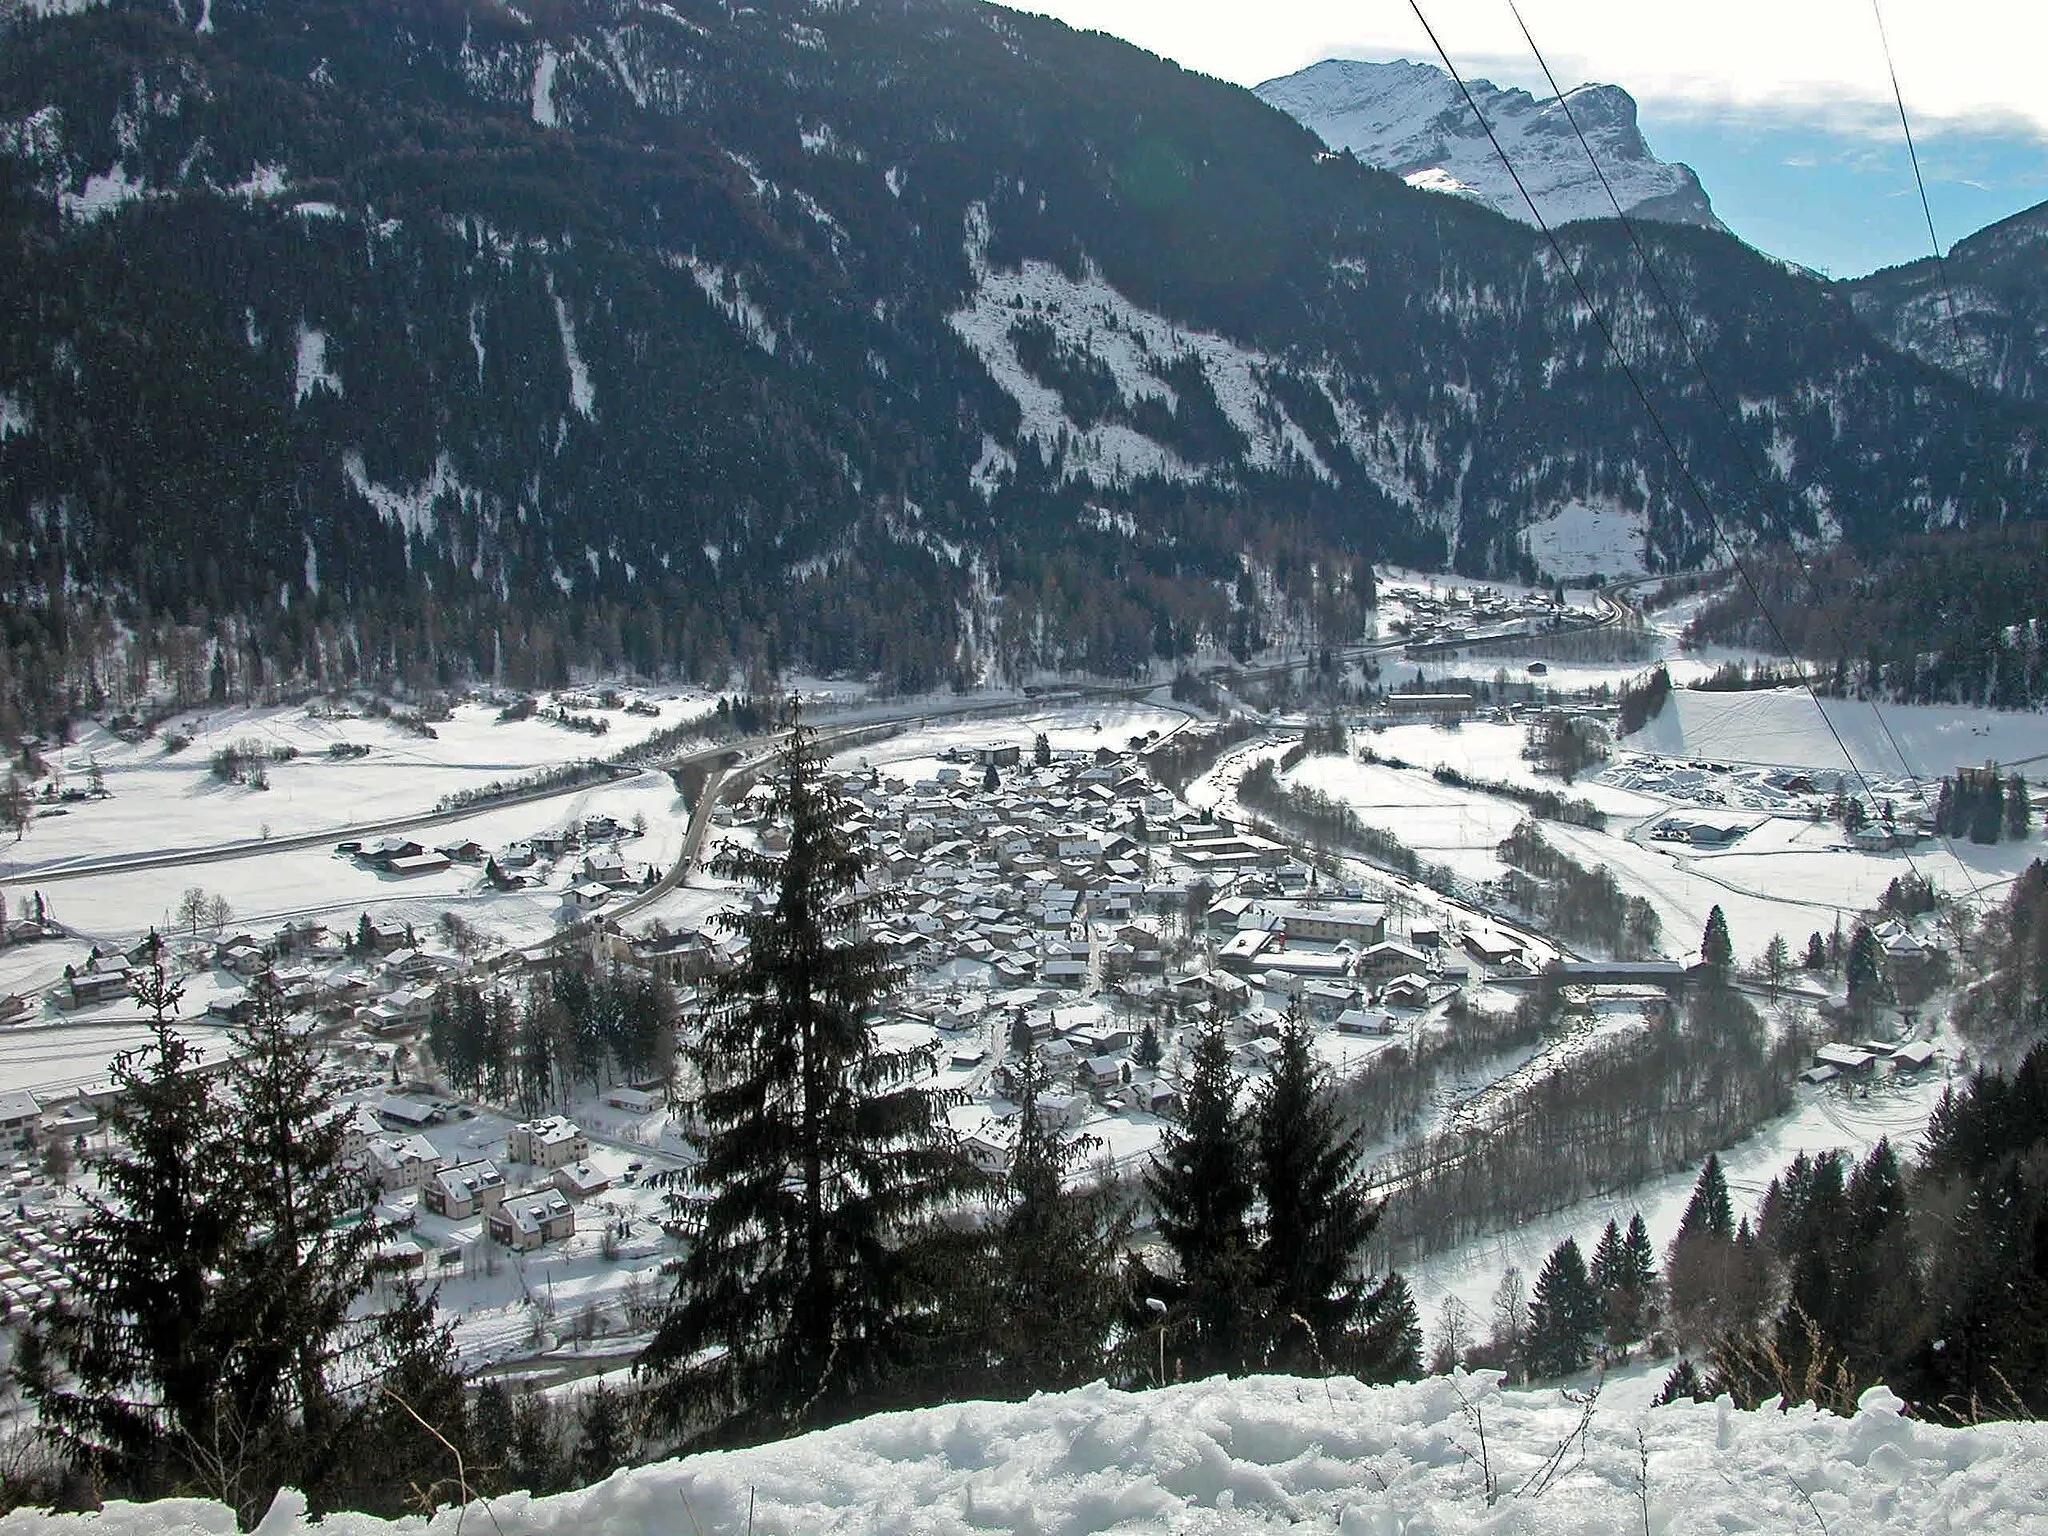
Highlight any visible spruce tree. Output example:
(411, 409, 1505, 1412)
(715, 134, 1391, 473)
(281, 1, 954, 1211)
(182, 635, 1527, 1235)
(1143, 1021, 1256, 1374)
(1590, 1219, 1626, 1293)
(24, 1014, 239, 1499)
(1352, 1273, 1424, 1384)
(1525, 1237, 1601, 1378)
(1251, 1019, 1388, 1373)
(1666, 1155, 1740, 1351)
(1679, 1154, 1734, 1241)
(572, 1383, 630, 1486)
(1804, 931, 1828, 971)
(471, 1382, 517, 1493)
(1700, 905, 1733, 971)
(215, 973, 442, 1517)
(987, 1042, 1130, 1393)
(1845, 924, 1884, 1008)
(1133, 1018, 1161, 1068)
(2007, 774, 2032, 841)
(639, 711, 979, 1442)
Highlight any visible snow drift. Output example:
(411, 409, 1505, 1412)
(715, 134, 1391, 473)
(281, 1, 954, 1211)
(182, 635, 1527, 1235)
(4, 1371, 2041, 1535)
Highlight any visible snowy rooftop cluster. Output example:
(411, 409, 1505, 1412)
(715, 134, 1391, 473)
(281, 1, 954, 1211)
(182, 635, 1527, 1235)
(6, 1372, 2040, 1534)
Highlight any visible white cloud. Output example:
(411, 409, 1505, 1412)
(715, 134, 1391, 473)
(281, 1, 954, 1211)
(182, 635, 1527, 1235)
(1015, 0, 2048, 140)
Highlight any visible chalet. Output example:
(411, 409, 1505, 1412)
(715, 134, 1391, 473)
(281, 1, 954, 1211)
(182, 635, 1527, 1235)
(376, 1095, 443, 1129)
(581, 849, 631, 887)
(1215, 929, 1278, 972)
(0, 1091, 40, 1158)
(489, 1189, 576, 1251)
(604, 1086, 661, 1114)
(59, 964, 131, 1010)
(362, 837, 425, 869)
(359, 989, 434, 1034)
(1463, 932, 1522, 967)
(436, 840, 488, 864)
(509, 1116, 589, 1169)
(421, 1159, 507, 1219)
(364, 1134, 444, 1191)
(565, 882, 613, 913)
(1135, 1079, 1178, 1116)
(1814, 1043, 1880, 1079)
(550, 1160, 612, 1201)
(1336, 1007, 1395, 1036)
(1359, 940, 1428, 978)
(1034, 1091, 1089, 1130)
(359, 917, 412, 955)
(1272, 902, 1388, 947)
(636, 929, 716, 985)
(496, 841, 538, 870)
(216, 937, 269, 975)
(1378, 975, 1432, 1009)
(1654, 818, 1752, 849)
(1889, 1040, 1938, 1072)
(963, 1128, 1013, 1174)
(1082, 1054, 1128, 1090)
(1300, 980, 1357, 1022)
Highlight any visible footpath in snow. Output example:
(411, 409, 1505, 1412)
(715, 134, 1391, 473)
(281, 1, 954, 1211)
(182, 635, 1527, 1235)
(5, 1372, 2041, 1535)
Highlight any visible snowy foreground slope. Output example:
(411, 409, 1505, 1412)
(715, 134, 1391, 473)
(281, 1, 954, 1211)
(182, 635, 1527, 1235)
(6, 1373, 2044, 1535)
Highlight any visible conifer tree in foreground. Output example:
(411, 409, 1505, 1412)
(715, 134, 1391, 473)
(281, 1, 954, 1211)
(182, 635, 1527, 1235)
(1143, 1021, 1257, 1376)
(1252, 1019, 1405, 1377)
(25, 942, 237, 1501)
(1525, 1237, 1602, 1379)
(30, 964, 463, 1519)
(984, 1041, 1131, 1393)
(639, 711, 979, 1444)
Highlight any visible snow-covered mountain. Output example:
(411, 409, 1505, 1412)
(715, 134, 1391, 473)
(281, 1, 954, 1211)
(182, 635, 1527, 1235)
(14, 1372, 2046, 1533)
(1256, 58, 1723, 232)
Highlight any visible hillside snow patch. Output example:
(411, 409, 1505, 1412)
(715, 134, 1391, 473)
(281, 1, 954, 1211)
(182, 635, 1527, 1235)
(5, 1373, 2041, 1534)
(949, 201, 1331, 490)
(1521, 499, 1649, 579)
(292, 324, 341, 405)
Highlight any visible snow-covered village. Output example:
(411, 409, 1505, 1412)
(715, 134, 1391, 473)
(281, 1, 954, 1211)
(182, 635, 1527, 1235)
(1, 566, 2044, 1531)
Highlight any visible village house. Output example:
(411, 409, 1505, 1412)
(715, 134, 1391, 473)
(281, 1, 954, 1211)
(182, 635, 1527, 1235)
(0, 1091, 41, 1160)
(550, 1160, 612, 1201)
(363, 1133, 444, 1191)
(509, 1115, 589, 1169)
(489, 1189, 576, 1250)
(421, 1158, 508, 1219)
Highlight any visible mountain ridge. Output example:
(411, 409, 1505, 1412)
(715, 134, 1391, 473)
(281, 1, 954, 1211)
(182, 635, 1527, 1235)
(0, 0, 2044, 722)
(1254, 57, 1722, 232)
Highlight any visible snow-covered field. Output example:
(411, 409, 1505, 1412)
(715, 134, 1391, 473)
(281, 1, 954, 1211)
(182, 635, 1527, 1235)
(1630, 686, 2048, 780)
(4, 692, 717, 877)
(10, 1370, 2040, 1535)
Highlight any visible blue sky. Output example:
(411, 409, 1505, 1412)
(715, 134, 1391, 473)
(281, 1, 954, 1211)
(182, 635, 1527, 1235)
(1642, 113, 2047, 278)
(1019, 1, 2048, 277)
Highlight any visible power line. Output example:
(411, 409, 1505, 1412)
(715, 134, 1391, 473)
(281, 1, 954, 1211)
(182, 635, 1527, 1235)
(1399, 0, 1987, 941)
(1495, 1, 1992, 922)
(1869, 0, 1967, 351)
